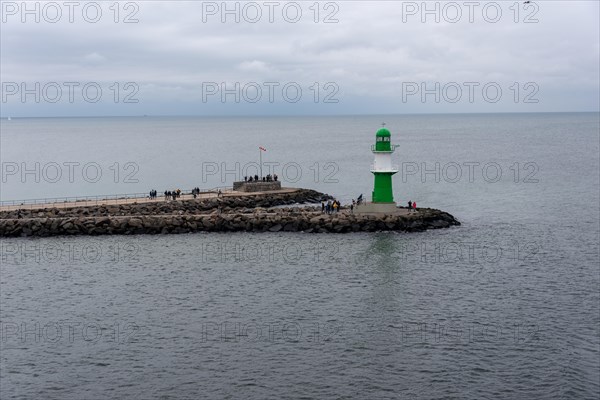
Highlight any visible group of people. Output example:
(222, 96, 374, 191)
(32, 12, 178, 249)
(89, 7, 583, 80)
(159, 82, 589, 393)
(244, 174, 278, 182)
(191, 187, 202, 198)
(147, 187, 223, 201)
(319, 197, 417, 214)
(321, 199, 343, 214)
(164, 189, 182, 201)
(407, 200, 417, 212)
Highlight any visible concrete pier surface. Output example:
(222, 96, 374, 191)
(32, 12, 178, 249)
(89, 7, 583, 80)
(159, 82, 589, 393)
(0, 188, 460, 237)
(0, 188, 298, 212)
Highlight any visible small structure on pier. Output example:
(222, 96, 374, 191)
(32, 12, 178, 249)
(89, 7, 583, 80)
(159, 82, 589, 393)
(233, 145, 282, 192)
(356, 125, 400, 214)
(233, 180, 282, 192)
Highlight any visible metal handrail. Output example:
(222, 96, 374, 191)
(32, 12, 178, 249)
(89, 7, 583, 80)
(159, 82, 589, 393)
(371, 144, 399, 152)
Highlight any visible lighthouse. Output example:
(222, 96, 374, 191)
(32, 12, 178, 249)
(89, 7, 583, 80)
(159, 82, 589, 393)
(371, 125, 398, 203)
(356, 124, 399, 214)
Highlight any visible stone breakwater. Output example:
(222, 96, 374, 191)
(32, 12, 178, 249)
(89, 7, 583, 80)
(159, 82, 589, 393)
(0, 189, 460, 237)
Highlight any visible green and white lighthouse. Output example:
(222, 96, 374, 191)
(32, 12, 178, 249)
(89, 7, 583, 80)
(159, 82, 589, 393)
(356, 124, 399, 214)
(371, 125, 399, 203)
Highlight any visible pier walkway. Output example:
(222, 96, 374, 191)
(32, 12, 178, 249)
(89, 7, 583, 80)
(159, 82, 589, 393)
(0, 188, 300, 212)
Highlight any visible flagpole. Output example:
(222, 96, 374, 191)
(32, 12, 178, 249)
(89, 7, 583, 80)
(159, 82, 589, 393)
(259, 148, 262, 178)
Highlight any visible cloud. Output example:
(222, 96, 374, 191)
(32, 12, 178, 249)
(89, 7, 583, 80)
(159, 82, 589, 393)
(0, 0, 598, 116)
(83, 52, 106, 64)
(238, 60, 271, 72)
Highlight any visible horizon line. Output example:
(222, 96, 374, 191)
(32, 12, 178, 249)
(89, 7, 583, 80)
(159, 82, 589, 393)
(2, 110, 599, 119)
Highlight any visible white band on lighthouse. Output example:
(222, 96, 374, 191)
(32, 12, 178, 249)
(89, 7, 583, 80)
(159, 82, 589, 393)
(371, 153, 399, 173)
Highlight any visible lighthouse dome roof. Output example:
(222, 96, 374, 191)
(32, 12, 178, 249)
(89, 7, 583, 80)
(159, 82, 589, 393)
(376, 127, 391, 137)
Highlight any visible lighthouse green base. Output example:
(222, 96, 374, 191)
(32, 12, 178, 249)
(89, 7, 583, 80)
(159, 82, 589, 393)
(372, 172, 396, 203)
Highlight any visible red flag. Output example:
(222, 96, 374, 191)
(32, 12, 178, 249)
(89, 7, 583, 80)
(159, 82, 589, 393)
(259, 146, 267, 152)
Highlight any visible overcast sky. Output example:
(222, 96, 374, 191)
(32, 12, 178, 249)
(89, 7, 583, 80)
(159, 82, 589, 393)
(1, 0, 598, 116)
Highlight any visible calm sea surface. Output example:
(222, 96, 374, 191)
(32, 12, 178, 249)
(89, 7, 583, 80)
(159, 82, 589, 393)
(1, 113, 599, 399)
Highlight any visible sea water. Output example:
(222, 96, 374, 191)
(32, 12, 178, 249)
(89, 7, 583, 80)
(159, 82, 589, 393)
(1, 113, 598, 399)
